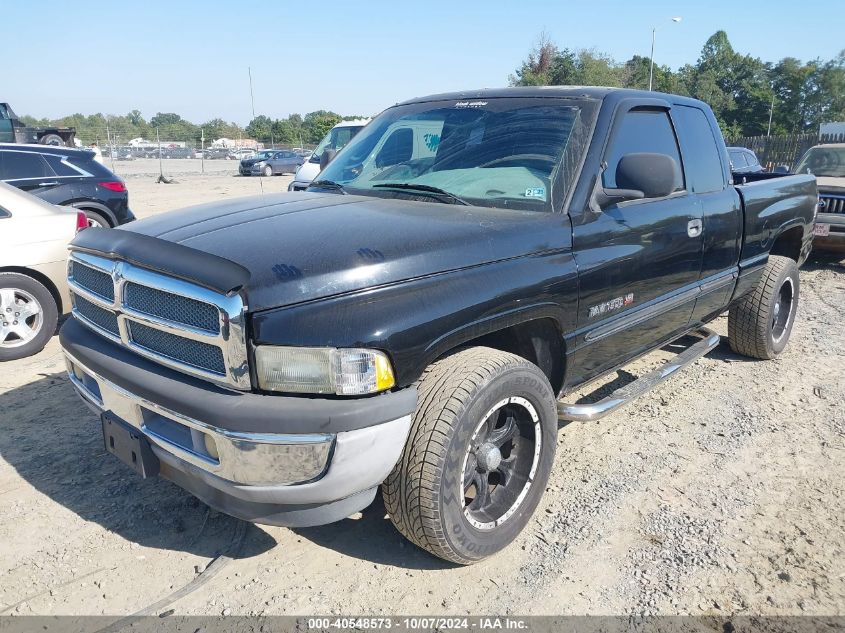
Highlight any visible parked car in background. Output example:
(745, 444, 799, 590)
(796, 143, 845, 251)
(204, 148, 232, 160)
(231, 149, 256, 160)
(160, 147, 193, 159)
(240, 150, 304, 176)
(727, 147, 764, 174)
(288, 119, 369, 191)
(0, 182, 86, 360)
(60, 87, 817, 564)
(0, 144, 135, 228)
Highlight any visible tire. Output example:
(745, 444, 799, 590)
(82, 210, 111, 228)
(728, 255, 799, 360)
(383, 347, 557, 564)
(263, 165, 273, 177)
(39, 133, 64, 146)
(0, 273, 59, 361)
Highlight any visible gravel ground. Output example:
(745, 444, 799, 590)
(0, 171, 843, 618)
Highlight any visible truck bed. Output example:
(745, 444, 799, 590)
(734, 172, 818, 266)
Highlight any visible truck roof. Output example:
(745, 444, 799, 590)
(397, 86, 708, 108)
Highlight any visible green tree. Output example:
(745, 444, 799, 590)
(303, 110, 342, 144)
(246, 115, 273, 142)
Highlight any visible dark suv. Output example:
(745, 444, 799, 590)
(0, 144, 134, 227)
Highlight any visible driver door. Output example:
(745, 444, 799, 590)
(568, 104, 704, 383)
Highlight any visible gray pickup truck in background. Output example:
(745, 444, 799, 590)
(796, 143, 845, 251)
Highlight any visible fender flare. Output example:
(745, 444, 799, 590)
(66, 200, 117, 227)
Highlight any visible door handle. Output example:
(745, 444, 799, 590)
(687, 219, 703, 238)
(37, 181, 59, 187)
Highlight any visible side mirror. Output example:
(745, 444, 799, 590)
(319, 149, 337, 171)
(773, 165, 789, 174)
(595, 152, 680, 208)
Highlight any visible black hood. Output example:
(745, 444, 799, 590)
(122, 192, 571, 311)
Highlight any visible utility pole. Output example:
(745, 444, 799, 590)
(106, 124, 116, 173)
(248, 67, 256, 120)
(201, 128, 205, 174)
(156, 127, 163, 179)
(767, 93, 776, 138)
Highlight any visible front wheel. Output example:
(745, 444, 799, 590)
(382, 347, 557, 564)
(728, 255, 799, 359)
(263, 165, 273, 177)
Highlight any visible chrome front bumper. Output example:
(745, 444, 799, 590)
(65, 350, 333, 486)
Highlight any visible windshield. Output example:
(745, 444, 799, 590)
(316, 97, 594, 212)
(309, 125, 365, 163)
(795, 147, 845, 178)
(254, 151, 273, 160)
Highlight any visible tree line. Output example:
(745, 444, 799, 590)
(510, 30, 845, 138)
(20, 109, 366, 147)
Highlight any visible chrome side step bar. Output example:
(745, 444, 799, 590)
(558, 327, 721, 422)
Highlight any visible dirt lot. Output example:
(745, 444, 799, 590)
(1, 168, 843, 618)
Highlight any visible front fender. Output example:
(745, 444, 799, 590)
(251, 252, 579, 388)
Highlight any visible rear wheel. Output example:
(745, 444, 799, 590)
(39, 133, 64, 146)
(382, 347, 557, 564)
(82, 210, 111, 228)
(728, 255, 799, 359)
(0, 273, 59, 361)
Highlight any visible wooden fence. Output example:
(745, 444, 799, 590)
(725, 132, 845, 170)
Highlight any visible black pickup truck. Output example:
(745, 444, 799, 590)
(59, 88, 817, 565)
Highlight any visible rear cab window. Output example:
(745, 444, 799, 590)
(671, 106, 726, 193)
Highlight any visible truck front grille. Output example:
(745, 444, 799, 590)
(73, 294, 120, 337)
(820, 194, 845, 214)
(67, 251, 249, 389)
(70, 260, 115, 301)
(128, 322, 226, 375)
(124, 282, 219, 333)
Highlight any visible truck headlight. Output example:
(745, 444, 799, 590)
(255, 346, 396, 395)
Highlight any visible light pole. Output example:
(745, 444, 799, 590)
(649, 17, 682, 91)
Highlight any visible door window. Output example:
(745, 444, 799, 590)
(375, 127, 414, 168)
(603, 110, 684, 193)
(0, 151, 54, 180)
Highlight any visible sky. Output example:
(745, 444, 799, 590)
(4, 0, 843, 125)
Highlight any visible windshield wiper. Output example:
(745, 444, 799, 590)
(372, 182, 470, 206)
(310, 179, 348, 194)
